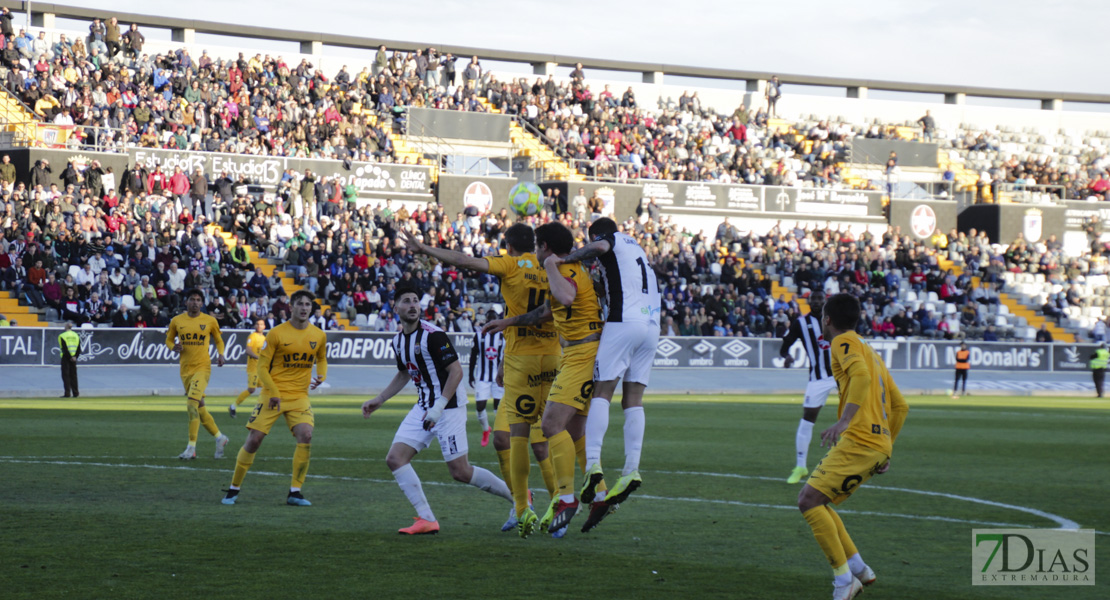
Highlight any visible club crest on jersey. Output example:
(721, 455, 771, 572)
(309, 341, 317, 349)
(517, 259, 534, 269)
(199, 324, 206, 331)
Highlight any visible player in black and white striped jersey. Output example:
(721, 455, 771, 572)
(469, 311, 505, 448)
(362, 283, 512, 535)
(779, 291, 838, 484)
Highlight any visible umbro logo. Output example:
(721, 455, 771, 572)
(721, 340, 752, 359)
(655, 339, 681, 358)
(692, 340, 716, 356)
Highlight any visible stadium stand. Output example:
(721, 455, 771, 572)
(0, 5, 1107, 343)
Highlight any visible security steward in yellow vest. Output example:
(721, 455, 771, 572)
(58, 322, 81, 398)
(1089, 344, 1108, 398)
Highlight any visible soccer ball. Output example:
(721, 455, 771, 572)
(508, 182, 543, 217)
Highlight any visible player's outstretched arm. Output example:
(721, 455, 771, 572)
(401, 228, 489, 273)
(544, 255, 577, 307)
(482, 303, 552, 335)
(363, 371, 409, 418)
(559, 239, 611, 264)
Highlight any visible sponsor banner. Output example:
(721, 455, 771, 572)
(907, 340, 1050, 372)
(654, 336, 761, 368)
(1063, 201, 1110, 232)
(645, 181, 884, 219)
(11, 328, 473, 368)
(36, 124, 76, 149)
(127, 149, 433, 199)
(959, 204, 1065, 246)
(1052, 343, 1099, 372)
(0, 329, 45, 365)
(438, 174, 517, 216)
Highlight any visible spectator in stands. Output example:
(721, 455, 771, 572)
(765, 76, 781, 117)
(1035, 323, 1054, 343)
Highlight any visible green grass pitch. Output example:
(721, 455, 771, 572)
(1, 394, 1106, 599)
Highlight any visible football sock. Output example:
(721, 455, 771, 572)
(585, 397, 610, 467)
(796, 419, 815, 468)
(231, 447, 255, 487)
(198, 405, 220, 437)
(575, 435, 607, 494)
(234, 389, 252, 406)
(496, 448, 513, 494)
(187, 400, 201, 444)
(827, 506, 859, 558)
(538, 455, 557, 499)
(622, 406, 645, 476)
(803, 506, 850, 584)
(392, 464, 435, 522)
(468, 466, 512, 501)
(476, 408, 489, 431)
(847, 553, 866, 575)
(510, 436, 531, 517)
(291, 443, 311, 489)
(549, 430, 576, 499)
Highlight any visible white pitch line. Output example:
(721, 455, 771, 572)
(4, 457, 1105, 536)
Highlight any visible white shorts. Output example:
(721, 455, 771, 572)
(392, 405, 469, 462)
(594, 321, 659, 386)
(473, 380, 504, 402)
(803, 378, 839, 409)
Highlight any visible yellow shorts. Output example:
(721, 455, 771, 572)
(493, 397, 546, 442)
(246, 396, 315, 435)
(548, 341, 598, 416)
(182, 370, 211, 401)
(807, 437, 890, 505)
(502, 353, 560, 426)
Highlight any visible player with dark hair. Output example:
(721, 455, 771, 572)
(554, 217, 660, 521)
(222, 290, 327, 506)
(402, 225, 558, 534)
(167, 288, 229, 460)
(485, 221, 611, 536)
(362, 283, 512, 534)
(780, 291, 837, 484)
(798, 293, 909, 599)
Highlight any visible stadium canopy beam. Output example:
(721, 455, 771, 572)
(12, 1, 1110, 107)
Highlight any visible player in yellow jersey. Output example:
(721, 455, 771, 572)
(229, 320, 267, 418)
(221, 290, 327, 507)
(166, 289, 229, 460)
(798, 293, 909, 600)
(402, 225, 559, 536)
(484, 221, 611, 537)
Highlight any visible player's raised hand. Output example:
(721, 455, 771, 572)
(400, 229, 424, 253)
(544, 254, 564, 269)
(362, 397, 383, 418)
(268, 396, 281, 410)
(309, 376, 323, 390)
(482, 318, 510, 336)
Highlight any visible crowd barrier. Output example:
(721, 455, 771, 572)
(0, 327, 1096, 373)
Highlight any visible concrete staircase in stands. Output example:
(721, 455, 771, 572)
(0, 290, 49, 326)
(207, 225, 357, 331)
(476, 98, 583, 182)
(0, 86, 39, 145)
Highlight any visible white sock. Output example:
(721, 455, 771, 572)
(290, 487, 300, 493)
(392, 464, 436, 521)
(834, 571, 853, 587)
(186, 443, 196, 449)
(847, 553, 866, 574)
(560, 493, 575, 503)
(468, 465, 512, 502)
(622, 406, 645, 476)
(585, 397, 611, 467)
(476, 408, 489, 431)
(796, 419, 815, 468)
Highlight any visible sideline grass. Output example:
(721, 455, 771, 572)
(2, 395, 1106, 599)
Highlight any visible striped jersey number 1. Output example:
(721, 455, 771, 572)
(635, 257, 649, 293)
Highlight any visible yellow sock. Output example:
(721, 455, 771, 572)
(291, 443, 311, 489)
(496, 448, 513, 494)
(827, 506, 859, 558)
(538, 456, 557, 499)
(549, 430, 576, 498)
(510, 436, 531, 517)
(803, 506, 848, 572)
(232, 447, 255, 487)
(187, 400, 200, 444)
(198, 405, 220, 437)
(234, 390, 252, 406)
(575, 435, 606, 494)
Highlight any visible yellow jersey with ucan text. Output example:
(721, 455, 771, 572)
(257, 321, 328, 401)
(166, 313, 225, 374)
